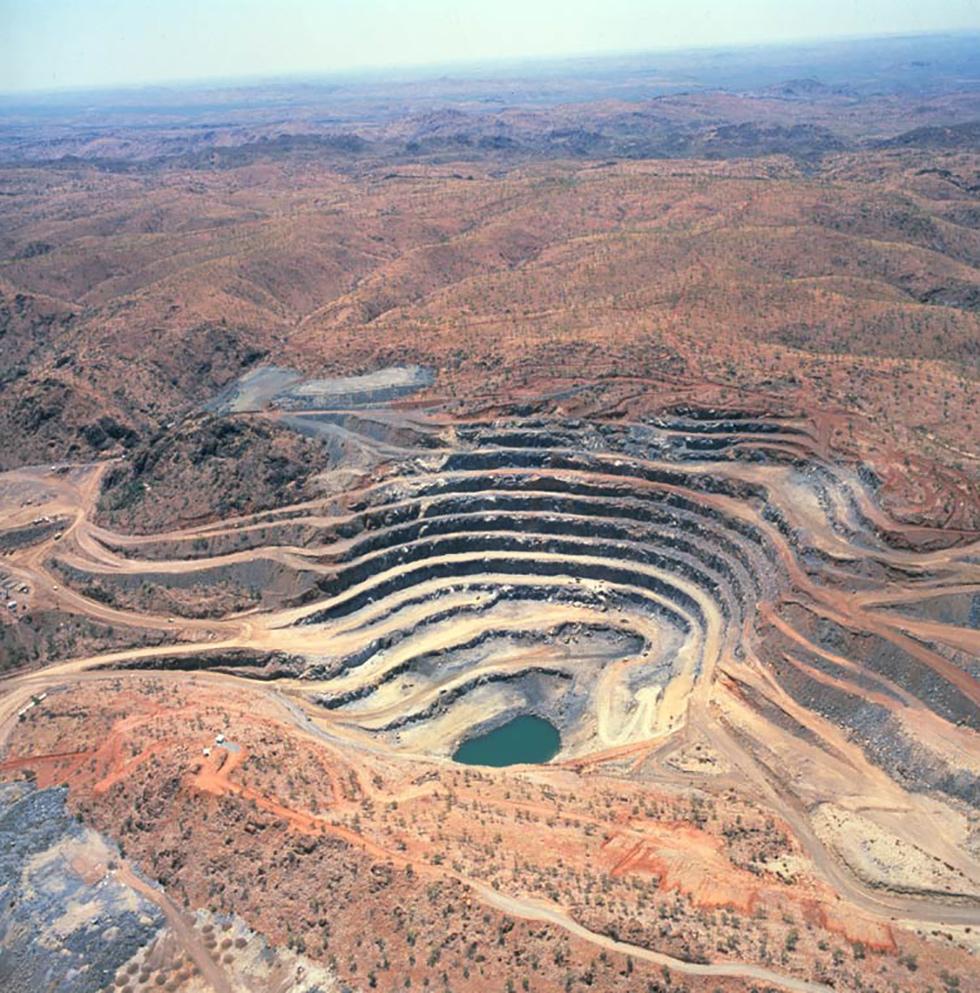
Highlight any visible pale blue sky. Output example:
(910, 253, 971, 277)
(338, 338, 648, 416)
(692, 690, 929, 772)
(1, 0, 977, 93)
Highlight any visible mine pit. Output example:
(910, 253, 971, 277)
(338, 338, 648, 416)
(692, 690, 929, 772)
(27, 411, 977, 775)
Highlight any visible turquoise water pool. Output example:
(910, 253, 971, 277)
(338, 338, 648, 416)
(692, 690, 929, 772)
(452, 715, 561, 767)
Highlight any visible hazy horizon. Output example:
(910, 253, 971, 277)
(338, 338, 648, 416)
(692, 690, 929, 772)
(1, 0, 978, 95)
(0, 29, 975, 102)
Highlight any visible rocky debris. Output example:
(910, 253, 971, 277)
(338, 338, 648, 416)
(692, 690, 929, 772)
(0, 781, 164, 993)
(0, 516, 69, 553)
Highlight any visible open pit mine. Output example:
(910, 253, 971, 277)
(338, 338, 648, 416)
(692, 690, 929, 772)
(0, 372, 977, 993)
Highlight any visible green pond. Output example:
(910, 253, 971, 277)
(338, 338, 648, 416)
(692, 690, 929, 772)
(452, 715, 561, 767)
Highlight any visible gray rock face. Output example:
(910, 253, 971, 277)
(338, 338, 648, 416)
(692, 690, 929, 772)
(0, 781, 164, 993)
